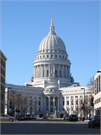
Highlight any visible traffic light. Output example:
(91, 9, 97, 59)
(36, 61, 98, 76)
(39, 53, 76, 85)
(81, 103, 85, 109)
(10, 101, 11, 105)
(9, 101, 11, 108)
(91, 96, 94, 106)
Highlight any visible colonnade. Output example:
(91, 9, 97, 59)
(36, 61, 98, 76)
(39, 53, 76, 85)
(26, 94, 91, 117)
(34, 64, 70, 78)
(43, 96, 60, 113)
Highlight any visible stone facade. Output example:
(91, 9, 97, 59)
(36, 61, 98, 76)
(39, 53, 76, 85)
(0, 50, 7, 114)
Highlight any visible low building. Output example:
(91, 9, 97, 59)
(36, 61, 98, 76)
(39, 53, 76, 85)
(0, 50, 7, 114)
(94, 69, 101, 115)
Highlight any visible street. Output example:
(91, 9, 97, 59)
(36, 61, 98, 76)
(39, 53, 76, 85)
(1, 119, 100, 134)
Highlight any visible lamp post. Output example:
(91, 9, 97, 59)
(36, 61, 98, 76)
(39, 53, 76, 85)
(81, 88, 85, 120)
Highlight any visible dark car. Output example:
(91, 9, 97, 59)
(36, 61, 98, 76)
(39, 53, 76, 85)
(43, 115, 47, 119)
(25, 114, 32, 120)
(88, 115, 100, 128)
(69, 115, 78, 121)
(16, 114, 25, 121)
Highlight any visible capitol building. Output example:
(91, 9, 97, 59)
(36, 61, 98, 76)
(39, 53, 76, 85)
(5, 19, 94, 118)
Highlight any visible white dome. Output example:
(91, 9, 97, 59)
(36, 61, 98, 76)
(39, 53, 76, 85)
(38, 22, 66, 53)
(38, 34, 66, 52)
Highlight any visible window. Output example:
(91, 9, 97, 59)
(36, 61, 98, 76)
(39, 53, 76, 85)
(40, 56, 41, 58)
(51, 55, 53, 58)
(34, 97, 37, 99)
(76, 100, 78, 105)
(43, 70, 44, 77)
(59, 70, 61, 77)
(55, 70, 57, 77)
(43, 55, 45, 58)
(39, 101, 40, 105)
(39, 97, 41, 99)
(55, 55, 57, 58)
(50, 108, 53, 112)
(47, 70, 49, 77)
(47, 55, 49, 58)
(97, 78, 98, 94)
(50, 101, 53, 106)
(63, 101, 64, 105)
(59, 55, 61, 58)
(99, 76, 100, 92)
(71, 100, 73, 105)
(67, 101, 69, 105)
(62, 56, 64, 59)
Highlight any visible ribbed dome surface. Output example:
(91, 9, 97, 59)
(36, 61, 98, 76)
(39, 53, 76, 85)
(38, 34, 66, 52)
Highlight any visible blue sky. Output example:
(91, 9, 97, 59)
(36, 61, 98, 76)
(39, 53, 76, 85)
(0, 0, 101, 86)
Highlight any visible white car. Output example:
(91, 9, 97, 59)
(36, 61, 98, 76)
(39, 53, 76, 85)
(0, 114, 16, 122)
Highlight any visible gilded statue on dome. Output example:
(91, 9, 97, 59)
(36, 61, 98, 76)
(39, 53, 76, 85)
(51, 18, 53, 25)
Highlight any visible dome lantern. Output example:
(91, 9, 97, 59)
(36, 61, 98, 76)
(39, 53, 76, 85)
(49, 18, 56, 35)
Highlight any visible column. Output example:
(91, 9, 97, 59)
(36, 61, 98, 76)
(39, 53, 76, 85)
(34, 66, 36, 78)
(64, 96, 67, 112)
(60, 96, 63, 111)
(74, 96, 76, 113)
(44, 96, 46, 113)
(65, 96, 67, 112)
(41, 96, 43, 113)
(53, 97, 55, 113)
(48, 97, 50, 113)
(37, 66, 39, 78)
(53, 64, 55, 77)
(78, 95, 80, 117)
(69, 96, 71, 115)
(37, 97, 39, 112)
(58, 97, 59, 111)
(39, 65, 41, 77)
(36, 66, 37, 78)
(41, 65, 43, 78)
(66, 65, 67, 78)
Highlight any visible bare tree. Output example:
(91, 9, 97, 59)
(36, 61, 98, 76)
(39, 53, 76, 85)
(87, 76, 94, 94)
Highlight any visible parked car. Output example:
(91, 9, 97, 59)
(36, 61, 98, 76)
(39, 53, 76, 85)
(0, 114, 16, 122)
(43, 115, 47, 119)
(88, 115, 100, 128)
(25, 114, 32, 120)
(64, 115, 69, 120)
(32, 115, 36, 119)
(16, 114, 25, 121)
(69, 115, 78, 121)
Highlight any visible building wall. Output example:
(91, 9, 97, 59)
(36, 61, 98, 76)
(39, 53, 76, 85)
(94, 69, 101, 115)
(5, 84, 94, 118)
(0, 50, 7, 114)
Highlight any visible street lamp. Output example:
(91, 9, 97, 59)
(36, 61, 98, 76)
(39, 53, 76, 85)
(81, 88, 85, 120)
